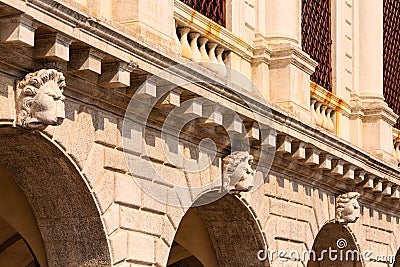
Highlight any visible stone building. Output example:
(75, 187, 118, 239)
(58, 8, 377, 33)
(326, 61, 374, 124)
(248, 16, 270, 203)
(1, 0, 400, 266)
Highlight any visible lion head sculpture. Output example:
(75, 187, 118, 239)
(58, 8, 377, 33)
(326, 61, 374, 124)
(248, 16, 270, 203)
(223, 151, 255, 193)
(16, 69, 66, 130)
(336, 192, 361, 223)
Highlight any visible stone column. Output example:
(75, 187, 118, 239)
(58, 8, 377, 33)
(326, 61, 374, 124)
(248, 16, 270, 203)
(252, 0, 270, 99)
(265, 0, 301, 46)
(227, 0, 245, 38)
(358, 0, 398, 163)
(265, 0, 317, 121)
(359, 0, 383, 98)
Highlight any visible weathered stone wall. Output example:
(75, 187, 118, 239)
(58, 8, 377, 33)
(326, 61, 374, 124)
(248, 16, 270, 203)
(1, 66, 400, 267)
(0, 0, 400, 266)
(243, 165, 400, 267)
(0, 72, 18, 122)
(1, 64, 400, 266)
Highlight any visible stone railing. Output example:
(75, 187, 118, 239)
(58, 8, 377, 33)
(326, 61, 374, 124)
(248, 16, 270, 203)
(310, 82, 351, 133)
(393, 128, 400, 167)
(175, 24, 228, 76)
(174, 0, 254, 77)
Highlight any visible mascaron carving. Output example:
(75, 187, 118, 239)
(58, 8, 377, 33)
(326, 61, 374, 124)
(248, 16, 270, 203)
(223, 151, 255, 193)
(336, 192, 360, 223)
(16, 69, 66, 130)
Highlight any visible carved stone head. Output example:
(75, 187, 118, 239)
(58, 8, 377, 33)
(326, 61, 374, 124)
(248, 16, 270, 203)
(336, 192, 361, 223)
(16, 69, 66, 130)
(223, 151, 255, 192)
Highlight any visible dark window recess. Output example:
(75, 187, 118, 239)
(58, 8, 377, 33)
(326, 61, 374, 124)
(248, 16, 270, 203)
(180, 0, 226, 27)
(301, 0, 332, 92)
(384, 0, 400, 129)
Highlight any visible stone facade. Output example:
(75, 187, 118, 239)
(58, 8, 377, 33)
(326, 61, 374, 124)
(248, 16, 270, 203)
(0, 1, 400, 267)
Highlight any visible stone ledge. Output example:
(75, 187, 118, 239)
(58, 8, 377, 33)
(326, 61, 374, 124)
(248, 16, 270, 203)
(268, 43, 318, 75)
(362, 100, 399, 125)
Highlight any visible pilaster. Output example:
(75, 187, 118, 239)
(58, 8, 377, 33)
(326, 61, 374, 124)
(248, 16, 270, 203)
(361, 96, 398, 165)
(357, 0, 398, 162)
(265, 0, 301, 46)
(268, 43, 317, 122)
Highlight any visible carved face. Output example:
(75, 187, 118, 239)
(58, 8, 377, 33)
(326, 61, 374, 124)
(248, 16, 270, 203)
(342, 198, 360, 223)
(17, 69, 66, 130)
(223, 151, 254, 191)
(234, 155, 255, 191)
(335, 192, 361, 223)
(25, 80, 65, 129)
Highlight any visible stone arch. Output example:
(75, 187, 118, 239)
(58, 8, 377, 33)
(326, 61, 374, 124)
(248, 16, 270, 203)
(0, 125, 111, 267)
(167, 193, 269, 267)
(307, 221, 364, 267)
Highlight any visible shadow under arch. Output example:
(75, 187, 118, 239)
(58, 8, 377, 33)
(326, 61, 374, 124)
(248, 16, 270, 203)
(0, 125, 111, 267)
(167, 193, 269, 267)
(307, 221, 364, 267)
(392, 249, 400, 267)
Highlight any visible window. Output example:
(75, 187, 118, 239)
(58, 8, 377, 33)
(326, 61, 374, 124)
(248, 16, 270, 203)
(384, 0, 400, 129)
(180, 0, 226, 27)
(302, 0, 332, 92)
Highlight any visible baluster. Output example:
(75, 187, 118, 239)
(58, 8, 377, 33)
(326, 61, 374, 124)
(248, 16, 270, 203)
(198, 37, 210, 66)
(315, 102, 322, 127)
(320, 105, 328, 129)
(178, 27, 191, 59)
(215, 47, 227, 76)
(174, 20, 181, 47)
(188, 32, 201, 62)
(331, 109, 336, 132)
(207, 42, 219, 72)
(395, 142, 400, 162)
(326, 108, 335, 131)
(310, 99, 317, 124)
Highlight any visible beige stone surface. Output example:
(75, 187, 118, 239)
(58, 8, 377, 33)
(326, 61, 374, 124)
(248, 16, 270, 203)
(127, 232, 155, 264)
(103, 203, 120, 235)
(1, 0, 400, 266)
(0, 76, 15, 121)
(109, 230, 128, 264)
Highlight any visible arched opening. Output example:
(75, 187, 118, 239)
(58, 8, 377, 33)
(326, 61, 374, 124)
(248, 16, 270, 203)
(0, 163, 45, 267)
(0, 126, 111, 266)
(307, 222, 363, 267)
(167, 194, 269, 267)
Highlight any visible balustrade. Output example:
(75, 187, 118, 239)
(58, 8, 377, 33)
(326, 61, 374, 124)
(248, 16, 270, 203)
(175, 24, 228, 76)
(309, 82, 351, 134)
(310, 97, 336, 132)
(394, 128, 400, 167)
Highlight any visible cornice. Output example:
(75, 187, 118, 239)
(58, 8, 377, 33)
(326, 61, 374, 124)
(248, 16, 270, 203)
(268, 43, 318, 75)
